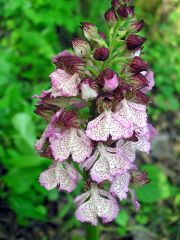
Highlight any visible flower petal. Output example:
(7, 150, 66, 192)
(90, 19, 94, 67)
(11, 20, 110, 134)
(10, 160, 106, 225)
(110, 173, 131, 200)
(50, 128, 93, 163)
(71, 129, 93, 162)
(39, 163, 58, 190)
(75, 198, 98, 226)
(117, 99, 147, 128)
(50, 131, 71, 162)
(86, 112, 109, 141)
(90, 155, 111, 183)
(50, 69, 80, 97)
(39, 162, 79, 192)
(97, 189, 119, 223)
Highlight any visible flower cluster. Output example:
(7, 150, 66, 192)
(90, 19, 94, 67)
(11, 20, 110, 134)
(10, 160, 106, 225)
(34, 0, 156, 226)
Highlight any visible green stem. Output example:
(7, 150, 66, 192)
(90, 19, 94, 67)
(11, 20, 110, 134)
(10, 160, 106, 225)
(85, 223, 99, 240)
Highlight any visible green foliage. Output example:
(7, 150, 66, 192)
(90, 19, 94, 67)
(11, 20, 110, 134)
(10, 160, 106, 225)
(137, 164, 172, 203)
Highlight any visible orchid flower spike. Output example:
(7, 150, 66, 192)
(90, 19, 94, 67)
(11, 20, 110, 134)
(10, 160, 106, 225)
(34, 0, 156, 227)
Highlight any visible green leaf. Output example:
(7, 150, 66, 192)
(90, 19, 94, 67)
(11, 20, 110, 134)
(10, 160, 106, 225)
(9, 195, 47, 220)
(115, 210, 129, 227)
(3, 167, 42, 194)
(137, 164, 172, 203)
(12, 113, 36, 147)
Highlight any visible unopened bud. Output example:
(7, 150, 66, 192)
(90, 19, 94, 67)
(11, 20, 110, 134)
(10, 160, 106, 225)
(130, 170, 150, 188)
(126, 34, 146, 51)
(111, 0, 119, 8)
(104, 8, 117, 24)
(80, 22, 98, 41)
(72, 38, 91, 57)
(130, 73, 148, 88)
(117, 4, 134, 18)
(98, 32, 107, 40)
(94, 47, 109, 61)
(132, 20, 144, 32)
(129, 56, 148, 73)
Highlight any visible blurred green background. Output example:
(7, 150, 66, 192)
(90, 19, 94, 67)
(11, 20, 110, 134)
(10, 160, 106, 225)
(0, 0, 180, 239)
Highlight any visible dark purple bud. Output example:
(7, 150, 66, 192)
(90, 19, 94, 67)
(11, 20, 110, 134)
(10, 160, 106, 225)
(111, 0, 119, 8)
(94, 47, 110, 61)
(98, 32, 107, 40)
(130, 170, 150, 188)
(126, 34, 146, 51)
(132, 20, 144, 32)
(129, 56, 149, 73)
(104, 8, 117, 23)
(117, 4, 134, 18)
(130, 73, 148, 88)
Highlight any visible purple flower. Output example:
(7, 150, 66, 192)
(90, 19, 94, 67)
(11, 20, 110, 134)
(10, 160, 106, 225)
(34, 0, 156, 226)
(86, 109, 133, 141)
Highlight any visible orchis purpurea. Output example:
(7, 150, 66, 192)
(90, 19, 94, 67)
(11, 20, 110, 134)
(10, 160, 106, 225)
(34, 0, 157, 233)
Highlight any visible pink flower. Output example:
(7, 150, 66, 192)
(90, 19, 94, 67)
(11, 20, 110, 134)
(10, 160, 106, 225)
(86, 109, 133, 141)
(75, 183, 119, 226)
(116, 99, 148, 129)
(82, 143, 131, 183)
(117, 134, 151, 162)
(39, 162, 79, 192)
(50, 69, 80, 97)
(141, 71, 155, 93)
(99, 68, 119, 91)
(50, 128, 93, 163)
(35, 110, 93, 163)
